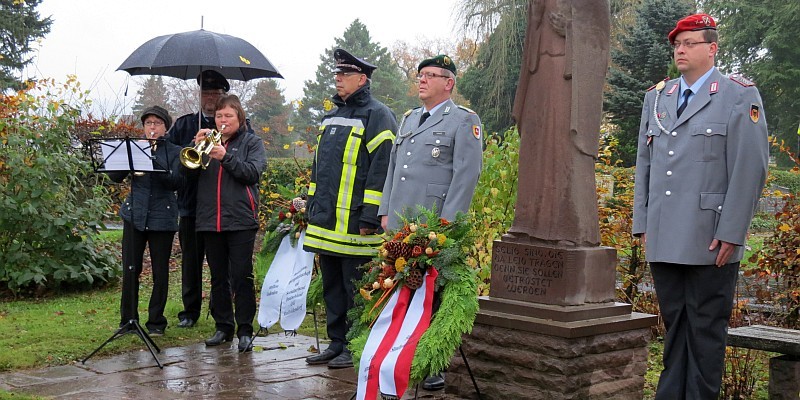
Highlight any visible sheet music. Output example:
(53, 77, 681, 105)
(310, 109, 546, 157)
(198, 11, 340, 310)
(100, 139, 155, 171)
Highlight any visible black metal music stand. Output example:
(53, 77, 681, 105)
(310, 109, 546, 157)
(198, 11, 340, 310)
(82, 137, 169, 369)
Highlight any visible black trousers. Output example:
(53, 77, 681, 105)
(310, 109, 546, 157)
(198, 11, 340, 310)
(177, 216, 206, 321)
(319, 254, 369, 352)
(651, 261, 739, 400)
(202, 229, 257, 337)
(120, 221, 175, 331)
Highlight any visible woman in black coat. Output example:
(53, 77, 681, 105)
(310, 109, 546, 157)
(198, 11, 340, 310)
(108, 106, 183, 336)
(189, 95, 266, 352)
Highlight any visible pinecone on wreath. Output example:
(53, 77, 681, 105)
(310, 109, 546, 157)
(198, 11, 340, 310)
(405, 266, 423, 290)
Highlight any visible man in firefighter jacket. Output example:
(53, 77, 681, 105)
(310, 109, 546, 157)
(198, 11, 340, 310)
(304, 49, 398, 369)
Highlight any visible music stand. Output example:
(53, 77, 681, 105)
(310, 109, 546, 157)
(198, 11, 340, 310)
(82, 137, 169, 369)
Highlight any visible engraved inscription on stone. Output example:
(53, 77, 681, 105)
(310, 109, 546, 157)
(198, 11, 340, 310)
(491, 241, 567, 302)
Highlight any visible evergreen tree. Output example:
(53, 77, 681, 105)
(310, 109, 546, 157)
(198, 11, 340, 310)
(294, 19, 413, 135)
(131, 76, 172, 118)
(0, 0, 52, 90)
(604, 0, 694, 166)
(704, 0, 800, 167)
(244, 79, 291, 152)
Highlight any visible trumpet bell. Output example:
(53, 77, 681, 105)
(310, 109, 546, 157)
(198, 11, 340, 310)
(180, 147, 205, 169)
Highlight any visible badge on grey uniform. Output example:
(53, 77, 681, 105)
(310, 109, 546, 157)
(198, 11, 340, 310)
(432, 147, 440, 158)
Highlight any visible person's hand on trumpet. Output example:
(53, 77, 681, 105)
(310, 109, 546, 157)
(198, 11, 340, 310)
(194, 128, 226, 161)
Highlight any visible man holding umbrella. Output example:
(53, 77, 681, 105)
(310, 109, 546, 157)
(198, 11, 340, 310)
(168, 70, 230, 329)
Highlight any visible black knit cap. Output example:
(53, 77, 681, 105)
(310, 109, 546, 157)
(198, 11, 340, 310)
(197, 70, 230, 92)
(140, 105, 172, 131)
(417, 54, 457, 74)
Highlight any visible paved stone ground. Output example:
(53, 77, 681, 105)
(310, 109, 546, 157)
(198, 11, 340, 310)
(0, 333, 464, 399)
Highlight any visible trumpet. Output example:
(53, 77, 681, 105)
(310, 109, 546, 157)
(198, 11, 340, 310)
(180, 125, 225, 169)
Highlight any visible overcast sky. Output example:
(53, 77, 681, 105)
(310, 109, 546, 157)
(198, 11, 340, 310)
(23, 0, 463, 115)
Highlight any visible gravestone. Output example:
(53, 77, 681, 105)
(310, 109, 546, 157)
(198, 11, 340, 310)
(447, 2, 657, 399)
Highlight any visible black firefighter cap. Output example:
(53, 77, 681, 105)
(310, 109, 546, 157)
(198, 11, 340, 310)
(197, 70, 230, 92)
(418, 54, 456, 75)
(333, 48, 377, 78)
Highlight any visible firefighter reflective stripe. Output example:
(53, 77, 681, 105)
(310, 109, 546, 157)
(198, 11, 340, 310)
(305, 225, 382, 257)
(335, 127, 363, 232)
(342, 127, 363, 165)
(364, 189, 382, 206)
(366, 129, 395, 153)
(321, 116, 365, 129)
(308, 182, 316, 196)
(336, 162, 356, 233)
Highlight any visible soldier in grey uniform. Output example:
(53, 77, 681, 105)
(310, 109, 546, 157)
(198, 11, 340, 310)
(379, 54, 483, 232)
(632, 14, 769, 399)
(378, 55, 483, 391)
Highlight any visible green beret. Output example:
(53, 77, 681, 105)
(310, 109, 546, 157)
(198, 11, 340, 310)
(417, 54, 456, 74)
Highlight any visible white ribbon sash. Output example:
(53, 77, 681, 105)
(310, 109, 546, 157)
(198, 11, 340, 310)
(257, 231, 315, 330)
(355, 268, 437, 399)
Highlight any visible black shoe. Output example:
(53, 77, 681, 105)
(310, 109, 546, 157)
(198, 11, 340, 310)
(327, 350, 353, 369)
(306, 348, 341, 365)
(177, 318, 196, 328)
(238, 336, 253, 353)
(147, 328, 164, 337)
(204, 331, 233, 346)
(422, 373, 445, 391)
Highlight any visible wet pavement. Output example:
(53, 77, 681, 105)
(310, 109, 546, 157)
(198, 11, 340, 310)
(0, 333, 457, 399)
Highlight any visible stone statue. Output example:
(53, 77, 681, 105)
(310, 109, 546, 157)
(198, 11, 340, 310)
(509, 0, 610, 247)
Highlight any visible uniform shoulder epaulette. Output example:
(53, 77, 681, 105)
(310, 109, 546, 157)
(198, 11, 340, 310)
(403, 108, 419, 117)
(647, 77, 670, 92)
(457, 105, 476, 114)
(729, 74, 755, 87)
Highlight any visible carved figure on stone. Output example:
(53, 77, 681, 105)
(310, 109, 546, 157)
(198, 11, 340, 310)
(508, 0, 610, 247)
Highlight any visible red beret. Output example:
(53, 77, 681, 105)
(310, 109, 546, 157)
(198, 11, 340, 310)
(668, 13, 717, 43)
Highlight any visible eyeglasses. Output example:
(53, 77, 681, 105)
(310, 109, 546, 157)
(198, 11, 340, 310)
(144, 121, 164, 126)
(671, 41, 712, 49)
(416, 72, 451, 80)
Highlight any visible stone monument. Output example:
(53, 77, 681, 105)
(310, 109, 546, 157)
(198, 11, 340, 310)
(447, 1, 658, 399)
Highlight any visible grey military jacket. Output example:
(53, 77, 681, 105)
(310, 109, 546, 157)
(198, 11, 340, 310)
(379, 99, 483, 230)
(632, 68, 769, 265)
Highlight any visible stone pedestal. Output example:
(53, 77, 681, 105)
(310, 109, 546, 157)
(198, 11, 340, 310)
(448, 323, 652, 400)
(451, 240, 658, 399)
(769, 355, 800, 400)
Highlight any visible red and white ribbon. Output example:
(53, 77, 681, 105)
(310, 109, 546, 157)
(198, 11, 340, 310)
(356, 267, 438, 399)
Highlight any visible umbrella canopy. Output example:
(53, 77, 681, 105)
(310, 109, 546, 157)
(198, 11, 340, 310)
(117, 29, 282, 81)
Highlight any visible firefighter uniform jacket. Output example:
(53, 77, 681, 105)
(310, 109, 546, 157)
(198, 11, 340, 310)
(304, 83, 397, 257)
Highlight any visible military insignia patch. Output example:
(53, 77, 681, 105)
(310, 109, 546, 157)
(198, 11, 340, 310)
(750, 104, 760, 123)
(710, 81, 718, 94)
(730, 74, 755, 87)
(472, 125, 481, 140)
(667, 83, 678, 95)
(655, 81, 666, 92)
(432, 147, 441, 158)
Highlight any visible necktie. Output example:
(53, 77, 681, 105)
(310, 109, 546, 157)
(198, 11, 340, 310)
(676, 89, 692, 117)
(419, 111, 430, 126)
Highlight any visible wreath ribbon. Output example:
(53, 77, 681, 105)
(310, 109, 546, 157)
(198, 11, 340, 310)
(356, 267, 438, 399)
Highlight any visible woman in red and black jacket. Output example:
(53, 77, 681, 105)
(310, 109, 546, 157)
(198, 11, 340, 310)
(187, 94, 266, 353)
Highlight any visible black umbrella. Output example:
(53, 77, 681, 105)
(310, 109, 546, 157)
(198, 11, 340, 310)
(117, 29, 283, 81)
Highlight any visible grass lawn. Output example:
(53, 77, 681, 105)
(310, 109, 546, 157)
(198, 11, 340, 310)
(0, 230, 325, 373)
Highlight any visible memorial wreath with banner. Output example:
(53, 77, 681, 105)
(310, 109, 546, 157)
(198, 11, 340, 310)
(347, 208, 479, 399)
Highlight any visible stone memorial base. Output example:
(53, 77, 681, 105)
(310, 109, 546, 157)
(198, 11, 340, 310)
(447, 300, 657, 400)
(769, 355, 800, 400)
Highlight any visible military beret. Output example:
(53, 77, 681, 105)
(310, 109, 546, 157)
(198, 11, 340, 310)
(333, 48, 377, 78)
(417, 54, 456, 74)
(140, 105, 172, 131)
(197, 70, 230, 92)
(668, 13, 717, 43)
